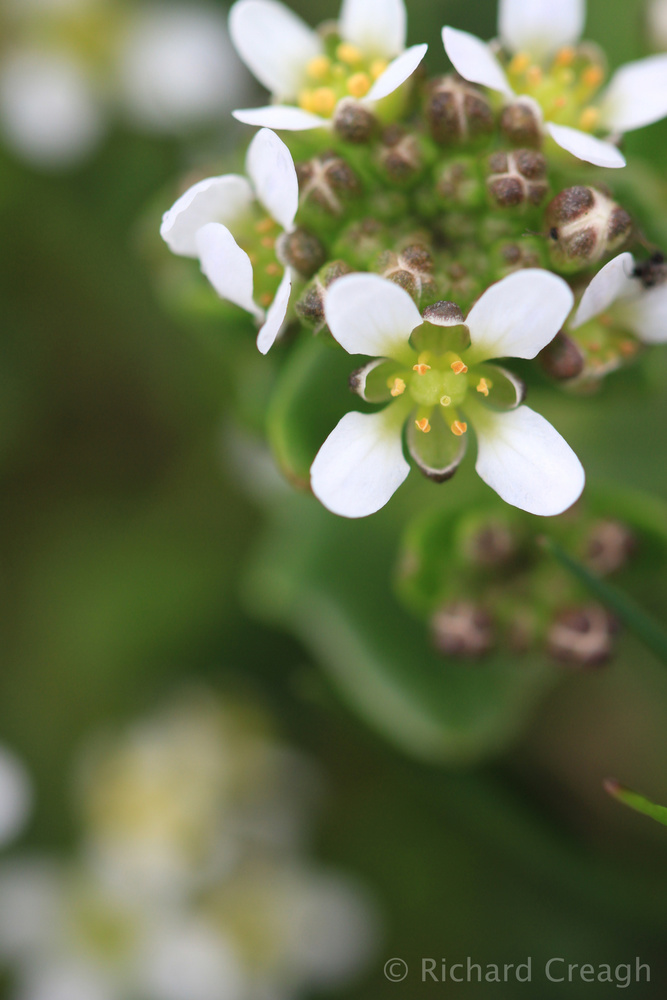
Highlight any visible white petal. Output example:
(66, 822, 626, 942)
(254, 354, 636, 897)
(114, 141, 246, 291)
(160, 175, 253, 257)
(0, 748, 31, 847)
(474, 406, 585, 516)
(614, 284, 667, 344)
(228, 0, 321, 98)
(571, 252, 636, 329)
(257, 269, 291, 353)
(600, 54, 667, 133)
(339, 0, 406, 58)
(245, 128, 298, 231)
(324, 273, 422, 360)
(232, 105, 328, 130)
(498, 0, 584, 59)
(546, 122, 626, 168)
(195, 222, 262, 318)
(311, 410, 409, 518)
(364, 45, 428, 103)
(465, 269, 574, 363)
(442, 27, 514, 97)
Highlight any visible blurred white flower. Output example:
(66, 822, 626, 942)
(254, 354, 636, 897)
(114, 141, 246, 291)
(118, 4, 246, 133)
(648, 0, 667, 50)
(0, 745, 32, 847)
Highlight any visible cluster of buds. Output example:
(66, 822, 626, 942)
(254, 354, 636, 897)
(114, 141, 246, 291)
(159, 0, 667, 524)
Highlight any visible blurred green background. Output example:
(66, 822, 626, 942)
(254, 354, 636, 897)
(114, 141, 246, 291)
(2, 0, 667, 996)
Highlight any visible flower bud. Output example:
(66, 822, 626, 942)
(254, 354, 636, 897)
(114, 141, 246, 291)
(585, 520, 636, 576)
(462, 520, 517, 569)
(425, 75, 494, 144)
(432, 601, 495, 659)
(547, 604, 617, 667)
(378, 125, 422, 183)
(276, 227, 326, 277)
(436, 157, 485, 209)
(294, 260, 352, 330)
(333, 97, 377, 143)
(546, 186, 633, 267)
(500, 97, 542, 147)
(297, 152, 362, 214)
(375, 243, 435, 300)
(539, 330, 585, 380)
(486, 149, 548, 207)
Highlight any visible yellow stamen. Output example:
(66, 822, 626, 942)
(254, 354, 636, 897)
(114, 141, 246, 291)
(582, 65, 604, 89)
(451, 420, 468, 436)
(440, 395, 451, 407)
(509, 52, 531, 75)
(579, 106, 599, 131)
(255, 218, 276, 233)
(389, 377, 406, 396)
(619, 340, 637, 357)
(526, 65, 542, 87)
(309, 87, 337, 115)
(336, 42, 363, 66)
(413, 363, 431, 375)
(370, 58, 388, 80)
(554, 46, 575, 67)
(306, 55, 332, 80)
(347, 72, 371, 98)
(260, 292, 273, 307)
(476, 377, 492, 396)
(261, 236, 275, 249)
(415, 417, 431, 433)
(451, 360, 468, 375)
(298, 90, 318, 112)
(266, 262, 282, 276)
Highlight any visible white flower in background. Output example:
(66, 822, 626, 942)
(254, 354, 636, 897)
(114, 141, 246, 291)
(443, 0, 667, 168)
(229, 0, 427, 131)
(571, 251, 667, 344)
(311, 271, 584, 518)
(117, 4, 246, 134)
(648, 0, 667, 51)
(0, 49, 105, 169)
(160, 128, 298, 354)
(0, 745, 32, 848)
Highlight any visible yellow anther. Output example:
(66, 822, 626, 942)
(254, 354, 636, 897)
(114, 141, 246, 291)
(526, 65, 542, 87)
(413, 363, 431, 375)
(306, 55, 332, 80)
(261, 236, 275, 249)
(347, 72, 371, 98)
(582, 65, 604, 89)
(255, 217, 276, 234)
(309, 87, 337, 115)
(450, 360, 468, 375)
(440, 395, 451, 407)
(451, 420, 468, 436)
(266, 262, 282, 276)
(298, 90, 318, 112)
(619, 339, 637, 357)
(579, 106, 600, 131)
(370, 58, 388, 80)
(260, 292, 273, 307)
(336, 42, 363, 66)
(389, 377, 406, 396)
(415, 417, 431, 433)
(554, 46, 575, 67)
(509, 52, 531, 75)
(476, 377, 492, 396)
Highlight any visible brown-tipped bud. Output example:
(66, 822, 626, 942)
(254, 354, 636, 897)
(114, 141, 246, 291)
(432, 601, 495, 659)
(436, 158, 485, 209)
(500, 97, 542, 147)
(294, 260, 352, 330)
(585, 520, 636, 576)
(546, 186, 633, 267)
(463, 522, 517, 569)
(375, 243, 435, 301)
(497, 241, 542, 271)
(539, 331, 585, 380)
(547, 604, 617, 667)
(297, 152, 362, 214)
(423, 300, 465, 326)
(276, 228, 325, 278)
(487, 149, 548, 208)
(378, 125, 422, 183)
(425, 75, 494, 144)
(333, 98, 377, 143)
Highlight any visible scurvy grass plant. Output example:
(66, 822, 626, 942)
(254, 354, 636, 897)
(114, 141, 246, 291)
(160, 0, 667, 667)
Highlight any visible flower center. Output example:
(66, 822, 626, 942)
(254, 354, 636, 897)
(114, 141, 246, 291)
(504, 45, 607, 133)
(297, 41, 388, 117)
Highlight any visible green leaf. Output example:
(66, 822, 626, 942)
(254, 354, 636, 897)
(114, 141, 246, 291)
(604, 780, 667, 828)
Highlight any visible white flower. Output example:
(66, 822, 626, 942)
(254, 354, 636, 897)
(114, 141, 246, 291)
(571, 251, 667, 344)
(117, 5, 247, 134)
(229, 0, 427, 131)
(0, 746, 32, 848)
(311, 271, 584, 518)
(442, 0, 667, 168)
(160, 128, 298, 353)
